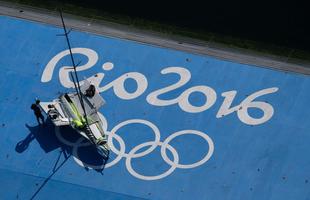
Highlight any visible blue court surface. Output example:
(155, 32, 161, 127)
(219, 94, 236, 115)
(1, 16, 310, 200)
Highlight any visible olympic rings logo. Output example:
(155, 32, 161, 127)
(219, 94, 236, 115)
(55, 113, 214, 181)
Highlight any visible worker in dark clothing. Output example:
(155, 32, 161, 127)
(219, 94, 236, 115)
(31, 99, 44, 125)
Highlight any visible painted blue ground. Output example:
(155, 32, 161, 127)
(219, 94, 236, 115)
(0, 16, 310, 200)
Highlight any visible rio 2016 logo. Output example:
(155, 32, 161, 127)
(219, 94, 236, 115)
(41, 47, 279, 180)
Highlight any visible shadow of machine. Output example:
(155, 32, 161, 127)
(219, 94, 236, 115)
(15, 120, 109, 173)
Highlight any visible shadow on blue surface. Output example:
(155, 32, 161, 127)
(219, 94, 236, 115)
(14, 120, 110, 199)
(15, 122, 61, 154)
(15, 120, 109, 173)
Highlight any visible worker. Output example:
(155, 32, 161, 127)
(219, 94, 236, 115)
(31, 99, 44, 125)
